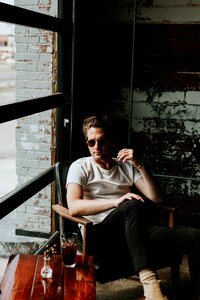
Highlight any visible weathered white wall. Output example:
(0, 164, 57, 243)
(15, 0, 57, 236)
(102, 0, 200, 208)
(129, 0, 200, 209)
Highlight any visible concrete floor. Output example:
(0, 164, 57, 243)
(96, 255, 193, 300)
(0, 255, 194, 300)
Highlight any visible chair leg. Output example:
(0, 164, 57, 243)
(170, 264, 180, 300)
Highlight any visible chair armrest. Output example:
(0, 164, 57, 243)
(159, 204, 176, 228)
(52, 204, 93, 255)
(52, 204, 92, 226)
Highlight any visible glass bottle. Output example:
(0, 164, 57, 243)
(41, 253, 53, 278)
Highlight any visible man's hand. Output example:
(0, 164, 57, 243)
(114, 192, 144, 207)
(117, 148, 142, 169)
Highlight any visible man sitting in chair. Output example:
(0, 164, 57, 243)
(66, 115, 200, 300)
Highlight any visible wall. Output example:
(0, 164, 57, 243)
(15, 0, 57, 237)
(73, 0, 200, 225)
(131, 1, 200, 219)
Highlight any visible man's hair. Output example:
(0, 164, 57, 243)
(82, 115, 112, 140)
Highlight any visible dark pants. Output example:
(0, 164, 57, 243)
(92, 200, 200, 296)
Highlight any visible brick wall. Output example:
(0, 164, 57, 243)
(15, 0, 57, 236)
(127, 1, 200, 218)
(137, 0, 200, 23)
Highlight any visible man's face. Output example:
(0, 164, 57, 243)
(86, 127, 112, 162)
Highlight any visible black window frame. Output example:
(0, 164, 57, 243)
(0, 0, 74, 235)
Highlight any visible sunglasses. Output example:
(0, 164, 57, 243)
(86, 138, 108, 147)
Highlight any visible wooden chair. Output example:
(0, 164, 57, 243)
(52, 162, 183, 298)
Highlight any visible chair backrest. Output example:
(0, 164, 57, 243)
(54, 162, 78, 233)
(54, 162, 71, 207)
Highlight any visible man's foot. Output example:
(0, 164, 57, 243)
(143, 281, 168, 300)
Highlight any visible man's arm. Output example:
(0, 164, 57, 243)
(67, 183, 144, 216)
(67, 183, 116, 216)
(117, 148, 163, 203)
(134, 164, 163, 203)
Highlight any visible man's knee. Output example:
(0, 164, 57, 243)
(123, 199, 146, 216)
(189, 227, 200, 244)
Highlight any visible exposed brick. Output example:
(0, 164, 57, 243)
(15, 0, 55, 235)
(154, 0, 190, 6)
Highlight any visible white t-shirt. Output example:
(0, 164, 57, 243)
(66, 156, 142, 224)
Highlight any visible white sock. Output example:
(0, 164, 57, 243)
(139, 269, 168, 300)
(139, 268, 158, 284)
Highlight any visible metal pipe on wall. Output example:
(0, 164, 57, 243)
(128, 0, 137, 146)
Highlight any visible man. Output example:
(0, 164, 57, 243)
(66, 115, 200, 300)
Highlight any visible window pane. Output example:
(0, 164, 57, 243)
(0, 120, 16, 197)
(0, 1, 58, 242)
(2, 0, 58, 17)
(0, 21, 15, 106)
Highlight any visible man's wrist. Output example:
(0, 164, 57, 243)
(135, 161, 144, 170)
